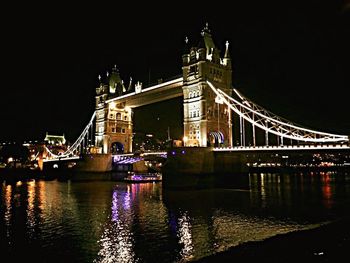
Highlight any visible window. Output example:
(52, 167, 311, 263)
(112, 128, 115, 133)
(116, 113, 121, 120)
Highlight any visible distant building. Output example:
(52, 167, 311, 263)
(44, 133, 66, 145)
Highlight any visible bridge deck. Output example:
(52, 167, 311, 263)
(214, 144, 350, 152)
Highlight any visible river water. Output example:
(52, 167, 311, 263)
(1, 171, 350, 262)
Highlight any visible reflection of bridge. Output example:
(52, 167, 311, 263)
(44, 24, 349, 166)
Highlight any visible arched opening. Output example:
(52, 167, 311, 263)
(208, 131, 224, 147)
(111, 142, 124, 154)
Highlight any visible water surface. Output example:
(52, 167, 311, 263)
(1, 172, 349, 262)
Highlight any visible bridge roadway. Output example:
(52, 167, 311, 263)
(43, 156, 80, 162)
(43, 144, 349, 163)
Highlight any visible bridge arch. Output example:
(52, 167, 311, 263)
(110, 141, 124, 154)
(208, 131, 224, 147)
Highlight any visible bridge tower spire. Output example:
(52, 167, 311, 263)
(182, 23, 233, 147)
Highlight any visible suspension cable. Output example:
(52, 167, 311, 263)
(207, 81, 348, 143)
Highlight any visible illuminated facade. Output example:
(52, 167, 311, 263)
(95, 25, 234, 153)
(44, 133, 66, 145)
(95, 66, 133, 153)
(182, 24, 232, 147)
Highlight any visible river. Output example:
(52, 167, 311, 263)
(1, 171, 349, 262)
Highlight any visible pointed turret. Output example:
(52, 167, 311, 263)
(197, 23, 219, 62)
(182, 36, 191, 65)
(127, 77, 133, 92)
(223, 41, 231, 67)
(96, 74, 107, 96)
(224, 41, 230, 58)
(122, 80, 126, 93)
(200, 23, 216, 53)
(108, 66, 117, 93)
(183, 36, 190, 54)
(108, 65, 124, 95)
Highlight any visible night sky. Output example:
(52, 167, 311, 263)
(1, 2, 349, 143)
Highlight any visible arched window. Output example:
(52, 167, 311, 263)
(116, 113, 121, 120)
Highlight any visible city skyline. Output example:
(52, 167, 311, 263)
(1, 2, 349, 143)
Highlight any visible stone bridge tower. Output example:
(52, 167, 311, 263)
(95, 66, 133, 154)
(182, 24, 233, 147)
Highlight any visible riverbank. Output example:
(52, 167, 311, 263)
(194, 217, 350, 262)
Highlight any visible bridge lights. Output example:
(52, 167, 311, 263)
(109, 102, 116, 109)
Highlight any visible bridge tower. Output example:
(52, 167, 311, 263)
(95, 66, 133, 154)
(182, 24, 233, 147)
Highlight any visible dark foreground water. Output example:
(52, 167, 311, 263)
(1, 172, 350, 262)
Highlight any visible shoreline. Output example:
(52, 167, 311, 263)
(193, 217, 350, 262)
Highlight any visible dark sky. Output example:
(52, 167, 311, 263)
(1, 1, 349, 143)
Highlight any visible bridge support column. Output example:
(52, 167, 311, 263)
(252, 113, 256, 147)
(228, 107, 232, 147)
(240, 110, 243, 146)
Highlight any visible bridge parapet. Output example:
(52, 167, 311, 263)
(213, 144, 350, 152)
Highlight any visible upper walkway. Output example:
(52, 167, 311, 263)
(106, 76, 183, 108)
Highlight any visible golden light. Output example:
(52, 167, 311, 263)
(183, 136, 188, 146)
(109, 101, 116, 109)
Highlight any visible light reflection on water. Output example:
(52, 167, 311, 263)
(0, 172, 349, 262)
(26, 180, 35, 237)
(4, 183, 12, 239)
(95, 186, 136, 263)
(177, 212, 194, 261)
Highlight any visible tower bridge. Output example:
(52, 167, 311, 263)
(43, 24, 349, 171)
(94, 24, 234, 154)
